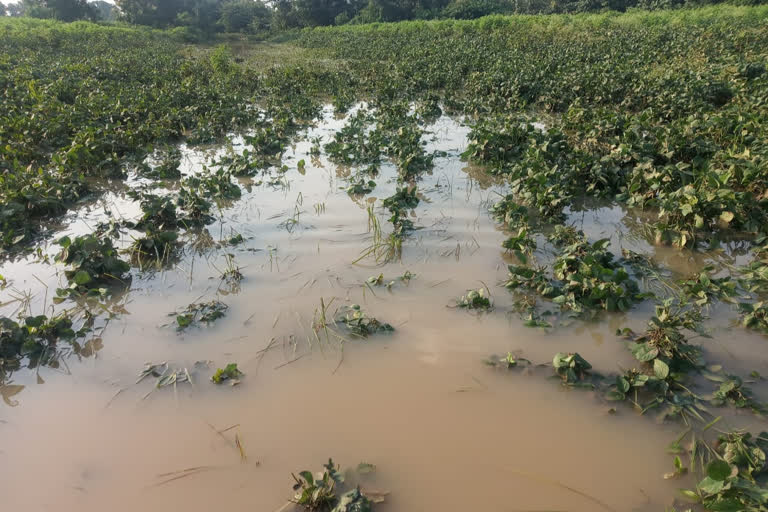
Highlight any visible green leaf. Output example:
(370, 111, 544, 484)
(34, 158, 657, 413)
(698, 476, 725, 494)
(73, 270, 91, 286)
(706, 498, 747, 512)
(630, 343, 659, 362)
(356, 462, 376, 475)
(679, 489, 701, 502)
(24, 315, 46, 328)
(706, 459, 731, 481)
(654, 359, 670, 380)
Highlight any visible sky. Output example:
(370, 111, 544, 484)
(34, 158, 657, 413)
(1, 1, 116, 5)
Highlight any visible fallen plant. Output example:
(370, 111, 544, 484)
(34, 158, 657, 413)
(171, 300, 228, 331)
(335, 305, 394, 338)
(211, 363, 243, 385)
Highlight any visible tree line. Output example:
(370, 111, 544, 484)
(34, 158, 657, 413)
(1, 0, 765, 34)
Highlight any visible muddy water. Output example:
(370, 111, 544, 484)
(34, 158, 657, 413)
(1, 105, 766, 512)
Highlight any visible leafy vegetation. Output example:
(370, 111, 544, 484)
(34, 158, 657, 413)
(335, 305, 394, 337)
(0, 313, 90, 380)
(672, 429, 768, 512)
(290, 459, 378, 512)
(455, 288, 492, 310)
(171, 300, 229, 331)
(211, 362, 243, 384)
(552, 352, 593, 386)
(55, 234, 130, 291)
(3, 7, 768, 511)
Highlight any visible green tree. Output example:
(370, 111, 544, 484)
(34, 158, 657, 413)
(219, 0, 271, 32)
(271, 0, 301, 28)
(19, 0, 98, 20)
(441, 0, 513, 18)
(91, 0, 117, 20)
(47, 0, 98, 21)
(6, 3, 25, 16)
(355, 0, 449, 23)
(183, 0, 222, 31)
(115, 0, 187, 26)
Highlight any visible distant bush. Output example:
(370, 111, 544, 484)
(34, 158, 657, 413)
(168, 25, 206, 42)
(441, 0, 515, 19)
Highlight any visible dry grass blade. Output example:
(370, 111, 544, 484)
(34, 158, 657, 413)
(151, 466, 216, 487)
(235, 432, 247, 462)
(218, 423, 240, 434)
(502, 467, 617, 512)
(274, 353, 306, 370)
(104, 387, 126, 408)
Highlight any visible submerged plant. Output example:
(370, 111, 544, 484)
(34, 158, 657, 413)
(290, 459, 376, 512)
(141, 145, 182, 179)
(214, 148, 270, 177)
(183, 169, 241, 202)
(455, 288, 492, 310)
(547, 225, 582, 247)
(484, 352, 532, 369)
(552, 352, 592, 386)
(346, 178, 376, 196)
(137, 362, 193, 392)
(502, 227, 536, 262)
(382, 186, 419, 236)
(681, 431, 768, 511)
(489, 195, 529, 227)
(678, 266, 737, 307)
(504, 265, 556, 297)
(0, 313, 89, 378)
(128, 230, 180, 268)
(217, 253, 243, 293)
(739, 301, 768, 334)
(211, 363, 243, 384)
(292, 460, 343, 511)
(55, 234, 130, 291)
(335, 305, 394, 337)
(709, 376, 758, 410)
(551, 238, 641, 315)
(171, 300, 228, 331)
(619, 300, 707, 371)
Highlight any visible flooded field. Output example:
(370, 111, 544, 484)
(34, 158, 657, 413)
(2, 103, 767, 512)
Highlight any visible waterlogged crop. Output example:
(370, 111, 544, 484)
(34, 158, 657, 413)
(171, 300, 228, 331)
(335, 305, 394, 337)
(455, 288, 492, 310)
(504, 235, 642, 319)
(619, 300, 707, 371)
(678, 430, 768, 511)
(141, 146, 183, 180)
(739, 301, 768, 334)
(211, 363, 243, 385)
(55, 234, 130, 291)
(0, 313, 89, 380)
(290, 459, 379, 512)
(552, 352, 592, 386)
(3, 8, 768, 511)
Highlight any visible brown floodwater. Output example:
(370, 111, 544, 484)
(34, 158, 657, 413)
(1, 105, 766, 512)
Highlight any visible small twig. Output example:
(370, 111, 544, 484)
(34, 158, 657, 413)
(274, 353, 306, 370)
(104, 387, 126, 409)
(235, 432, 247, 462)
